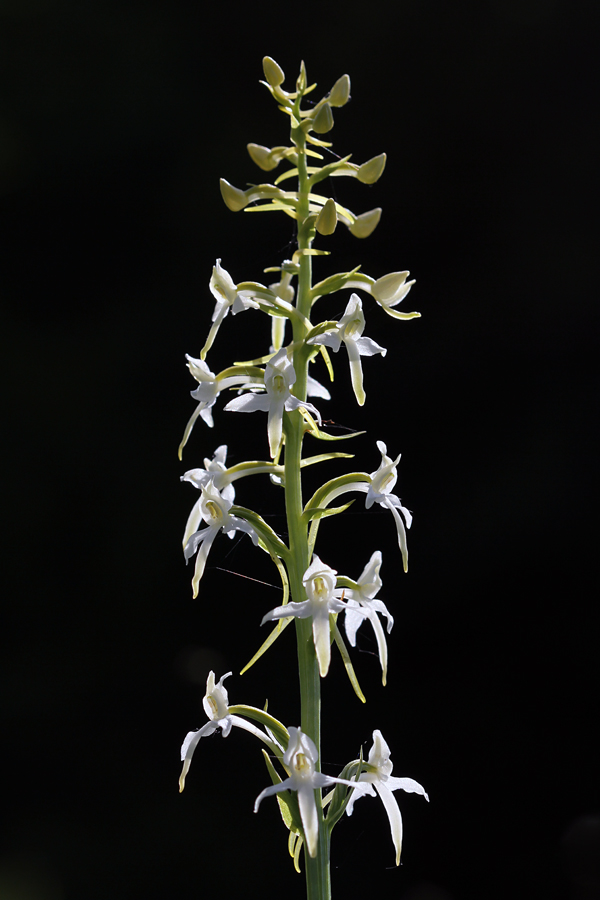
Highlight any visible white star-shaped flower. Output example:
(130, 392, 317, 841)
(261, 556, 349, 676)
(201, 260, 260, 358)
(345, 730, 428, 865)
(255, 727, 368, 858)
(183, 483, 257, 597)
(179, 671, 276, 791)
(224, 349, 321, 458)
(308, 293, 386, 405)
(343, 551, 394, 685)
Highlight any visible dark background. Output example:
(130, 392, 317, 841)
(2, 1, 598, 899)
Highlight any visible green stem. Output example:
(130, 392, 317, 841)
(282, 104, 331, 900)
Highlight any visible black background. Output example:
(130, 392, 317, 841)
(2, 2, 598, 899)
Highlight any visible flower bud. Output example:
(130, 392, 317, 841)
(296, 60, 307, 93)
(328, 74, 351, 108)
(357, 153, 387, 184)
(247, 144, 278, 171)
(312, 102, 334, 134)
(220, 178, 248, 212)
(349, 208, 382, 238)
(315, 198, 338, 235)
(262, 56, 285, 87)
(372, 271, 411, 304)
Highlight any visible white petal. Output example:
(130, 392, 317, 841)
(375, 782, 403, 866)
(344, 602, 364, 646)
(345, 338, 366, 405)
(298, 784, 319, 858)
(355, 336, 387, 357)
(254, 779, 292, 812)
(224, 393, 270, 414)
(312, 612, 332, 677)
(191, 528, 218, 597)
(385, 776, 429, 801)
(261, 600, 312, 625)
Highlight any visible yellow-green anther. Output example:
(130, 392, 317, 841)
(328, 74, 351, 107)
(357, 153, 387, 184)
(263, 56, 285, 87)
(349, 208, 382, 238)
(315, 197, 337, 235)
(312, 102, 334, 134)
(220, 178, 248, 211)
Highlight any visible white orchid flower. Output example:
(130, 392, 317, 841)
(345, 729, 428, 865)
(261, 556, 349, 676)
(308, 293, 386, 405)
(315, 442, 412, 572)
(181, 445, 236, 549)
(183, 483, 257, 597)
(178, 357, 263, 459)
(342, 551, 394, 685)
(363, 441, 412, 572)
(179, 671, 277, 792)
(224, 349, 321, 458)
(254, 727, 368, 858)
(201, 260, 260, 358)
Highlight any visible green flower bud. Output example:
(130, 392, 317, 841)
(315, 198, 338, 235)
(296, 60, 307, 94)
(328, 74, 351, 108)
(247, 144, 288, 172)
(357, 153, 387, 184)
(262, 56, 285, 87)
(349, 208, 382, 238)
(220, 178, 248, 212)
(312, 102, 334, 134)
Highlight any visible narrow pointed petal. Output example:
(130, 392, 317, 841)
(384, 497, 409, 572)
(201, 305, 230, 359)
(376, 782, 404, 866)
(346, 339, 366, 405)
(368, 609, 389, 685)
(182, 497, 202, 550)
(385, 776, 429, 800)
(191, 528, 218, 597)
(298, 785, 319, 857)
(267, 399, 285, 457)
(178, 403, 208, 460)
(313, 613, 332, 677)
(254, 779, 292, 812)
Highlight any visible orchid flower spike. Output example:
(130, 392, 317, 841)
(254, 727, 368, 858)
(183, 483, 257, 597)
(342, 551, 394, 685)
(224, 348, 321, 458)
(308, 293, 386, 405)
(201, 260, 260, 358)
(345, 729, 429, 865)
(261, 556, 349, 676)
(179, 671, 276, 792)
